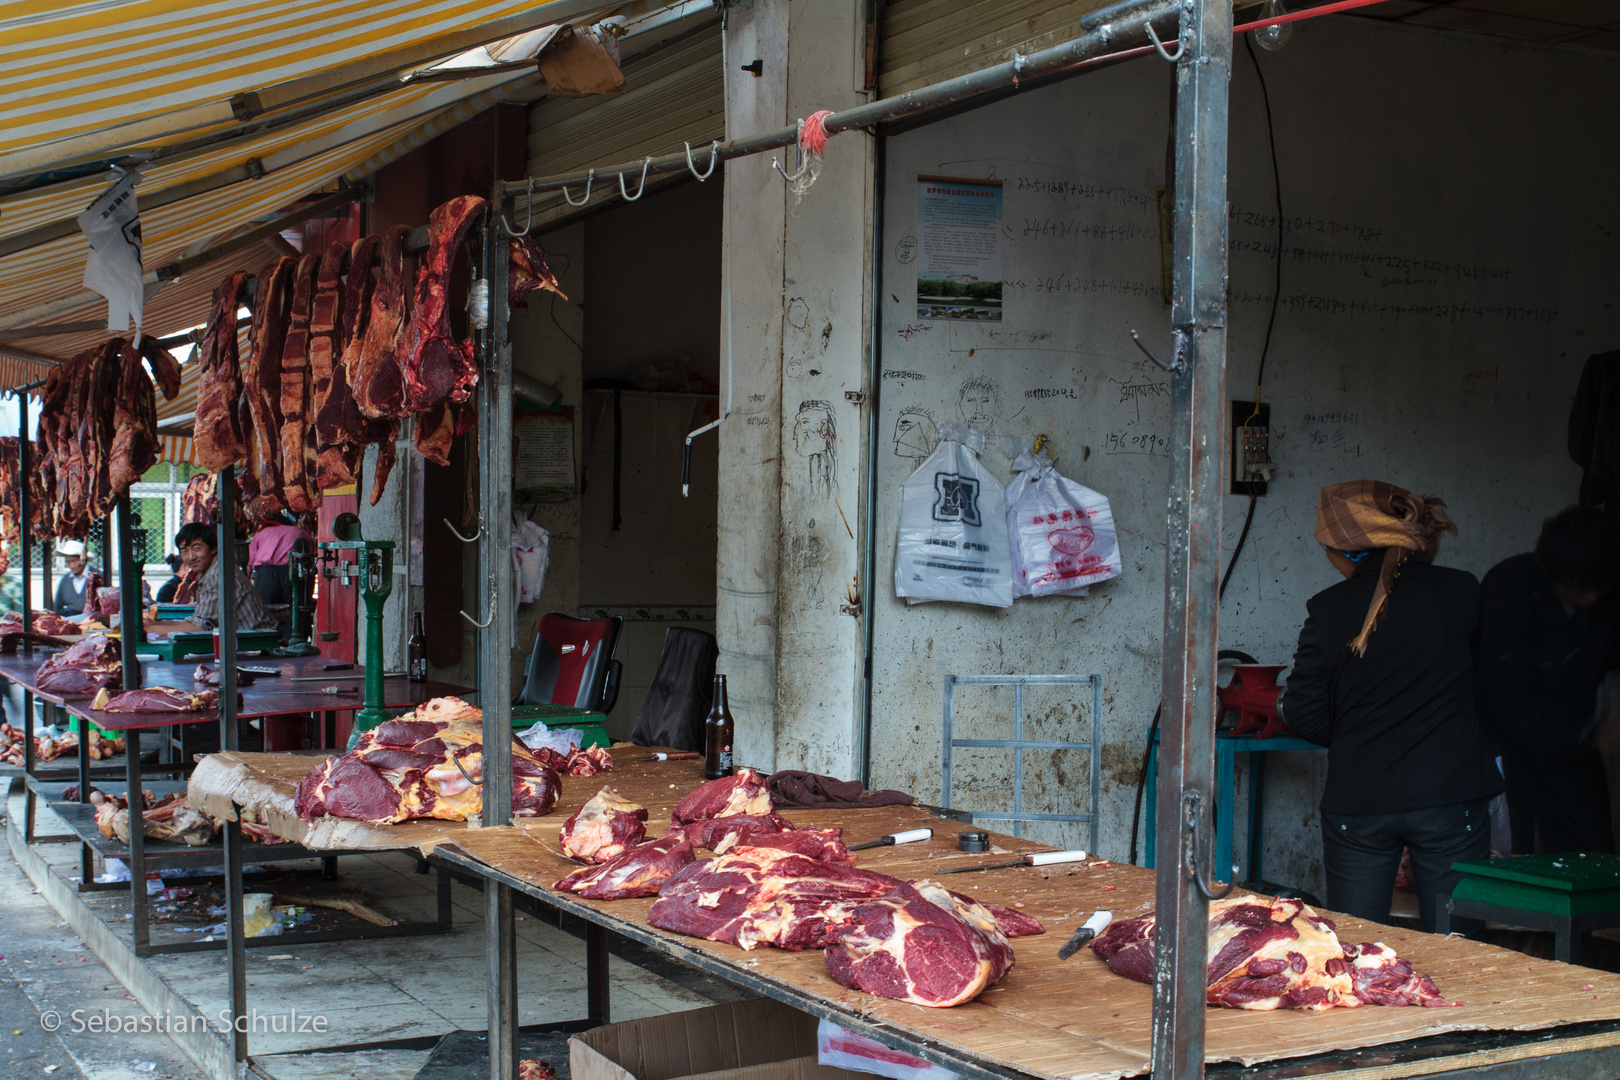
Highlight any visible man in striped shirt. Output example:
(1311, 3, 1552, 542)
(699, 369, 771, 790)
(163, 523, 276, 634)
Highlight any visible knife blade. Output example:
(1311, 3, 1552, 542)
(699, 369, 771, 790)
(1058, 910, 1114, 960)
(848, 828, 933, 852)
(934, 849, 1089, 875)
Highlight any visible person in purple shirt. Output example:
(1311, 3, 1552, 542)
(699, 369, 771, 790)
(247, 511, 315, 608)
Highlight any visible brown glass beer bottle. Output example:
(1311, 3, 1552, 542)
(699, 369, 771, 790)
(704, 674, 735, 780)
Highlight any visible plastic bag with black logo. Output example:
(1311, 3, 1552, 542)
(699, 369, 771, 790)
(894, 425, 1013, 607)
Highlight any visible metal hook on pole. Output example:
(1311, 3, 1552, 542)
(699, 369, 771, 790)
(444, 517, 482, 543)
(459, 588, 496, 629)
(1145, 20, 1185, 62)
(685, 140, 721, 181)
(770, 120, 812, 183)
(1183, 791, 1235, 901)
(619, 158, 653, 202)
(500, 179, 534, 238)
(562, 168, 595, 207)
(1129, 329, 1182, 373)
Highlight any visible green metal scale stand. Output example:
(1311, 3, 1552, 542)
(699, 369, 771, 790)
(321, 512, 394, 740)
(1438, 852, 1620, 964)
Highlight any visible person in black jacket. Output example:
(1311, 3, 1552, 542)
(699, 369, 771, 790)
(1477, 507, 1619, 855)
(1281, 480, 1501, 932)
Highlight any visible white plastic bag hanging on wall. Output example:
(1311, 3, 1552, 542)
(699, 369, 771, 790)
(77, 168, 145, 339)
(1003, 443, 1122, 597)
(894, 425, 1013, 607)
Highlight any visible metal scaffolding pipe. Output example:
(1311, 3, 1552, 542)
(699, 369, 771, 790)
(497, 0, 1180, 202)
(1152, 0, 1233, 1077)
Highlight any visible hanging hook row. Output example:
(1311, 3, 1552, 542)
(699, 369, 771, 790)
(1145, 20, 1184, 62)
(459, 584, 496, 629)
(562, 168, 595, 207)
(1183, 791, 1235, 901)
(444, 517, 481, 543)
(501, 178, 535, 238)
(685, 140, 721, 181)
(619, 157, 653, 202)
(771, 119, 812, 183)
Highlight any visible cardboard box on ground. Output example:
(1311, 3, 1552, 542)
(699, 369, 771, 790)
(571, 1000, 869, 1080)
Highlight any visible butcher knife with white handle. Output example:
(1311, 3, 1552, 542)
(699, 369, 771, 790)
(935, 849, 1088, 874)
(1057, 910, 1114, 960)
(848, 828, 933, 852)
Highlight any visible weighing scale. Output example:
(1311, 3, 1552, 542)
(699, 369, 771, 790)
(274, 537, 320, 658)
(320, 512, 393, 738)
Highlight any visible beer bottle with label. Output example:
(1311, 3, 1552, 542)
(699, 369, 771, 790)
(704, 674, 735, 780)
(408, 612, 427, 682)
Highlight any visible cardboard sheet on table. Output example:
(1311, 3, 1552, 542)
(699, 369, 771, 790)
(192, 748, 1620, 1078)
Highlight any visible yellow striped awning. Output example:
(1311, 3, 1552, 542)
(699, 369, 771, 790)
(0, 0, 603, 177)
(157, 436, 196, 465)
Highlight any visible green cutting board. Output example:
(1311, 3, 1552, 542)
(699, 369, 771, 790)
(1451, 853, 1620, 916)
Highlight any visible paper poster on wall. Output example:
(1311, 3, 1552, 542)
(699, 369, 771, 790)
(916, 175, 1003, 322)
(514, 408, 575, 502)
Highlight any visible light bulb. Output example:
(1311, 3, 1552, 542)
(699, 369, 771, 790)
(1251, 0, 1293, 51)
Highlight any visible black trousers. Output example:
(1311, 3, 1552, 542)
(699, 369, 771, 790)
(252, 563, 292, 607)
(1501, 747, 1614, 855)
(1321, 799, 1491, 934)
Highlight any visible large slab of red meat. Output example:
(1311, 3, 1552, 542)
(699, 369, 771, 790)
(649, 846, 901, 951)
(294, 696, 560, 824)
(401, 195, 486, 413)
(554, 832, 695, 899)
(35, 635, 121, 696)
(1089, 895, 1452, 1010)
(242, 257, 296, 519)
(683, 813, 795, 852)
(277, 252, 322, 513)
(719, 826, 853, 865)
(354, 225, 412, 421)
(671, 769, 773, 825)
(194, 271, 252, 472)
(559, 788, 647, 864)
(0, 437, 20, 550)
(826, 880, 1016, 1008)
(93, 686, 219, 713)
(508, 234, 566, 311)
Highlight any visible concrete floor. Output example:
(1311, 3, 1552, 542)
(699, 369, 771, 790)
(3, 780, 738, 1079)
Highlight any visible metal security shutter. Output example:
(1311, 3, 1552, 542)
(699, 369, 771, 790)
(879, 0, 1115, 97)
(524, 25, 723, 226)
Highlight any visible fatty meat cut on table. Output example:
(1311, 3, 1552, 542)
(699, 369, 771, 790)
(559, 788, 648, 864)
(670, 768, 773, 824)
(553, 832, 696, 899)
(1088, 895, 1452, 1010)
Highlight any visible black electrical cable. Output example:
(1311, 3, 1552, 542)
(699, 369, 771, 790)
(1128, 36, 1285, 868)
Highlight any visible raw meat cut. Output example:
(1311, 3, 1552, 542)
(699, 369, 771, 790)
(0, 437, 20, 548)
(278, 252, 321, 513)
(242, 257, 296, 518)
(92, 789, 215, 846)
(559, 788, 647, 863)
(730, 827, 855, 865)
(106, 338, 178, 495)
(35, 635, 121, 696)
(412, 398, 455, 466)
(27, 612, 79, 637)
(671, 769, 773, 825)
(553, 833, 695, 900)
(683, 813, 795, 851)
(354, 225, 412, 420)
(508, 234, 565, 310)
(649, 846, 901, 951)
(192, 663, 255, 687)
(532, 744, 615, 778)
(401, 195, 487, 412)
(1088, 896, 1452, 1010)
(980, 901, 1045, 939)
(293, 696, 560, 824)
(194, 271, 252, 471)
(92, 686, 219, 712)
(307, 239, 348, 487)
(826, 880, 1015, 1007)
(314, 236, 375, 488)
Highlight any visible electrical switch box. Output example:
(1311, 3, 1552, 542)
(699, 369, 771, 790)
(1230, 401, 1274, 496)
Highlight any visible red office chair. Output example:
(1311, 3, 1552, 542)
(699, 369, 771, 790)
(515, 613, 624, 712)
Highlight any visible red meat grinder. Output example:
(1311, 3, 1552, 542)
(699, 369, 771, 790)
(1218, 664, 1289, 738)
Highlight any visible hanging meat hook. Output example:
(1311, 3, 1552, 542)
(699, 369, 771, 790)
(444, 517, 481, 543)
(1145, 20, 1185, 62)
(501, 179, 535, 238)
(459, 584, 496, 629)
(562, 169, 596, 207)
(619, 158, 653, 202)
(685, 140, 721, 181)
(1183, 790, 1235, 901)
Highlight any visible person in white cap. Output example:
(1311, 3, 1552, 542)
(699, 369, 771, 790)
(52, 540, 97, 617)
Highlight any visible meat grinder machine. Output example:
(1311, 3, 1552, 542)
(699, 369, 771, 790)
(321, 512, 394, 739)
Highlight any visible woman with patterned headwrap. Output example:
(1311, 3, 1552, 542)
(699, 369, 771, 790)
(1280, 480, 1502, 933)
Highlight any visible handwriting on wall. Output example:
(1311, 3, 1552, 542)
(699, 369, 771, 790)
(1104, 430, 1169, 456)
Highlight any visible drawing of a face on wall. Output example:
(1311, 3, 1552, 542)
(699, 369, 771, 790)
(793, 400, 838, 500)
(958, 376, 1001, 434)
(892, 406, 937, 463)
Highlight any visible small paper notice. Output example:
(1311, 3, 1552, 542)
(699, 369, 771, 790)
(514, 410, 575, 501)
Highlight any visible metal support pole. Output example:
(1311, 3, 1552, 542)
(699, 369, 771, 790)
(587, 923, 611, 1024)
(216, 468, 248, 1062)
(481, 194, 518, 1080)
(115, 495, 142, 690)
(1151, 1, 1232, 1078)
(19, 392, 31, 629)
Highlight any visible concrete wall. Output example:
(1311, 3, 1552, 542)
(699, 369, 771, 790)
(868, 18, 1620, 891)
(716, 0, 874, 777)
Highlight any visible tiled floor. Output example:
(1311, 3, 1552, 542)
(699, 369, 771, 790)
(8, 787, 723, 1060)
